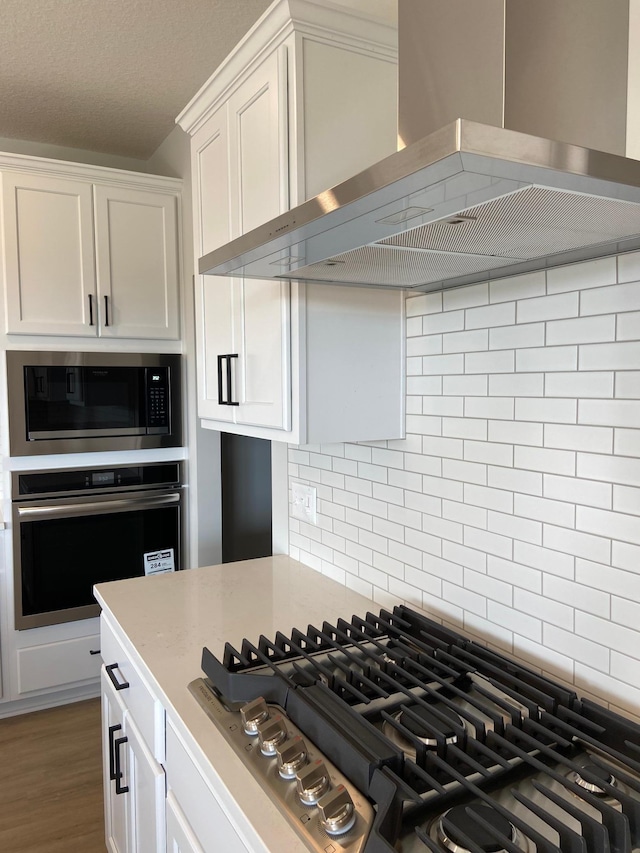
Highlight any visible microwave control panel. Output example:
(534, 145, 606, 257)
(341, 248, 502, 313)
(146, 366, 170, 431)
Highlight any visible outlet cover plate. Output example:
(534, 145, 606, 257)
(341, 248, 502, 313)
(291, 482, 317, 524)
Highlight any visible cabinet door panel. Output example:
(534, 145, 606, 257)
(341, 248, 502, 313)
(94, 185, 179, 340)
(3, 173, 96, 336)
(125, 712, 166, 853)
(235, 279, 290, 429)
(166, 792, 204, 853)
(102, 669, 129, 853)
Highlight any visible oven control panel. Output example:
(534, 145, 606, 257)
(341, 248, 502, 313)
(189, 678, 375, 853)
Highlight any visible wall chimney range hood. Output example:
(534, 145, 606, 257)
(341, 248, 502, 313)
(200, 1, 640, 292)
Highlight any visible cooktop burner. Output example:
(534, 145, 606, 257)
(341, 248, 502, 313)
(383, 702, 463, 755)
(570, 762, 617, 796)
(431, 803, 519, 853)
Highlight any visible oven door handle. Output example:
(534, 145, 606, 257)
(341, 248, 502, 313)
(16, 492, 181, 519)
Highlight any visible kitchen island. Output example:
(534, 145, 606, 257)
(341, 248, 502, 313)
(94, 556, 377, 852)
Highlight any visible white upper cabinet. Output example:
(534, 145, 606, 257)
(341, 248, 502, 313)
(2, 163, 181, 340)
(179, 0, 403, 444)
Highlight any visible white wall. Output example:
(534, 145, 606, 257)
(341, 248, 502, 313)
(288, 250, 640, 723)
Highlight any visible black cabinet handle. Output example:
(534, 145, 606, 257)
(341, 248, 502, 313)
(105, 662, 129, 691)
(104, 295, 110, 326)
(114, 735, 129, 794)
(89, 649, 101, 655)
(216, 354, 239, 406)
(108, 724, 121, 781)
(88, 293, 94, 326)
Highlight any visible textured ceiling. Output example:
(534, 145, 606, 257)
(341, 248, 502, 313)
(0, 0, 273, 159)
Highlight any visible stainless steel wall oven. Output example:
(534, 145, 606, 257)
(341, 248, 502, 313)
(12, 462, 182, 629)
(6, 351, 182, 456)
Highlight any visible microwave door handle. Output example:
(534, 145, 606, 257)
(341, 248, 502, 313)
(16, 493, 180, 520)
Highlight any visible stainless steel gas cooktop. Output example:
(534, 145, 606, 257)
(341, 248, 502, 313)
(190, 605, 640, 852)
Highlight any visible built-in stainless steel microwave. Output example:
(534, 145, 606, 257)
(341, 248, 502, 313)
(7, 351, 182, 456)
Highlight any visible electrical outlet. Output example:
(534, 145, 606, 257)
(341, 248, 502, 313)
(291, 482, 317, 524)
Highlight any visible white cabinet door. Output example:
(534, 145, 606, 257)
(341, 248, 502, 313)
(227, 49, 290, 430)
(102, 669, 129, 853)
(192, 103, 236, 423)
(102, 666, 165, 853)
(2, 172, 97, 336)
(166, 792, 204, 853)
(193, 51, 290, 430)
(94, 185, 180, 340)
(125, 711, 166, 853)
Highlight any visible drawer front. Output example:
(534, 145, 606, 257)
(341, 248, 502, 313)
(17, 633, 101, 694)
(100, 614, 165, 762)
(166, 722, 248, 853)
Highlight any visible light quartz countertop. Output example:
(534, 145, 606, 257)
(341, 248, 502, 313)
(94, 555, 378, 853)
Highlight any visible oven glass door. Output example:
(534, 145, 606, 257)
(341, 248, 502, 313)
(15, 490, 181, 629)
(25, 365, 146, 438)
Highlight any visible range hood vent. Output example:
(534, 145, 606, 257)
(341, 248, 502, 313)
(199, 120, 640, 292)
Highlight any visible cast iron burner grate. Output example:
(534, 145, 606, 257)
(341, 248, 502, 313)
(196, 604, 640, 852)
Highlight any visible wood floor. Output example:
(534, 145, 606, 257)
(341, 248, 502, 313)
(0, 698, 105, 852)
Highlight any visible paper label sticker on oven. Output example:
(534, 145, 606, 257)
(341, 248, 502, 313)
(144, 549, 175, 576)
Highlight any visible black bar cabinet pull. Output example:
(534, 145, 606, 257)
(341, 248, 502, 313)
(105, 662, 130, 691)
(88, 293, 94, 326)
(217, 354, 239, 406)
(89, 649, 101, 656)
(104, 295, 110, 326)
(108, 724, 121, 781)
(114, 735, 129, 794)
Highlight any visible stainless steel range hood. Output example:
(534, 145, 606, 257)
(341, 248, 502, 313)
(200, 0, 640, 292)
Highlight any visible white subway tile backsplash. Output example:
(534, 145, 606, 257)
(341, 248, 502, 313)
(581, 281, 640, 316)
(490, 373, 544, 397)
(406, 335, 443, 357)
(617, 250, 640, 283)
(489, 510, 542, 545)
(516, 346, 578, 372)
(513, 445, 575, 476)
(543, 624, 609, 672)
(513, 541, 574, 578)
(580, 341, 640, 371)
(466, 301, 515, 330)
(488, 555, 542, 592)
(613, 484, 640, 515)
(489, 322, 545, 350)
(544, 575, 610, 618)
(516, 398, 577, 424)
(547, 314, 616, 345)
(488, 420, 543, 447)
(289, 248, 640, 711)
(617, 311, 640, 341)
(443, 541, 487, 572)
(423, 311, 464, 335)
(546, 257, 616, 293)
(576, 505, 640, 546)
(465, 350, 515, 374)
(543, 524, 611, 564)
(465, 482, 514, 513)
(514, 493, 575, 528)
(488, 465, 543, 496)
(443, 374, 488, 396)
(615, 372, 640, 398)
(443, 282, 488, 310)
(614, 429, 640, 458)
(490, 270, 546, 302)
(465, 397, 515, 421)
(442, 328, 489, 353)
(545, 371, 614, 398)
(544, 424, 613, 454)
(518, 292, 579, 324)
(488, 600, 542, 642)
(406, 291, 442, 316)
(577, 452, 640, 487)
(514, 589, 573, 629)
